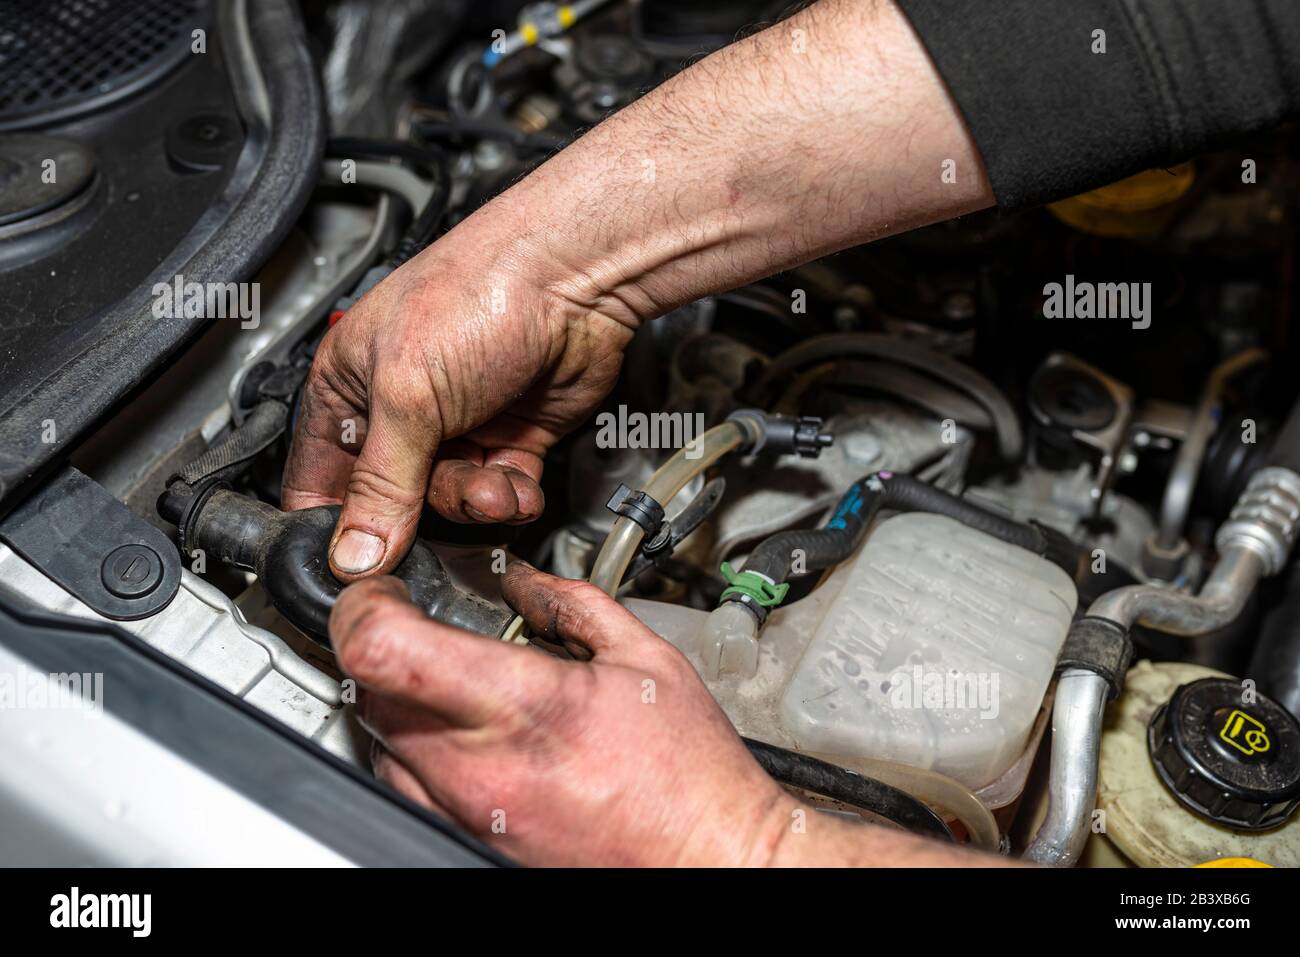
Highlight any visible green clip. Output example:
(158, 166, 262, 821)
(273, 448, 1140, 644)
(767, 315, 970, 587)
(718, 562, 789, 609)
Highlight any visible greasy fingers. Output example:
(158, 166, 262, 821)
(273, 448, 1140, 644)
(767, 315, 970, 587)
(501, 561, 675, 664)
(330, 575, 563, 727)
(428, 460, 538, 524)
(280, 373, 362, 512)
(328, 375, 444, 578)
(428, 438, 546, 524)
(281, 326, 441, 579)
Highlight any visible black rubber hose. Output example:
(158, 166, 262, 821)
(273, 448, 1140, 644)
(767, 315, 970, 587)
(161, 488, 512, 646)
(1267, 392, 1300, 474)
(175, 400, 289, 487)
(387, 160, 452, 267)
(731, 472, 1088, 623)
(813, 359, 996, 430)
(740, 520, 865, 592)
(876, 475, 1043, 551)
(325, 136, 446, 174)
(740, 472, 1045, 587)
(743, 738, 954, 842)
(747, 333, 1024, 462)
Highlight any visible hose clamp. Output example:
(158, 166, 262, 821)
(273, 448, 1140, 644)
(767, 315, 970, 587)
(606, 483, 666, 537)
(719, 562, 790, 620)
(157, 476, 229, 559)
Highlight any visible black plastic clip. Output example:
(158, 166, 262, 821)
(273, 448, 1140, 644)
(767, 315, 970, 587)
(606, 484, 666, 538)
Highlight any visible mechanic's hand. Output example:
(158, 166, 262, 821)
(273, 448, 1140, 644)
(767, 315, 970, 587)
(282, 229, 634, 580)
(329, 562, 799, 867)
(282, 0, 990, 583)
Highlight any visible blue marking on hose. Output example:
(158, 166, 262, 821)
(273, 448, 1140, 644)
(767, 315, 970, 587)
(827, 482, 867, 530)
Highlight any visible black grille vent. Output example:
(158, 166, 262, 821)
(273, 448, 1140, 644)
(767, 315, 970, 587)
(0, 0, 209, 130)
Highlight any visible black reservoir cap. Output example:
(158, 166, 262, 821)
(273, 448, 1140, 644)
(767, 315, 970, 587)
(1148, 678, 1300, 831)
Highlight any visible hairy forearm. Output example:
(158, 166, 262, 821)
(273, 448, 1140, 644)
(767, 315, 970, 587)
(460, 0, 992, 328)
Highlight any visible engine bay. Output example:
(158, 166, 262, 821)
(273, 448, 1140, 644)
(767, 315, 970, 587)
(3, 0, 1300, 869)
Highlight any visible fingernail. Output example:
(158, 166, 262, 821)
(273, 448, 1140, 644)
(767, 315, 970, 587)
(332, 529, 385, 574)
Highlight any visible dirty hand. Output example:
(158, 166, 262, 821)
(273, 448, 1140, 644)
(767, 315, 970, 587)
(283, 0, 990, 581)
(330, 563, 798, 867)
(281, 223, 634, 580)
(331, 563, 990, 867)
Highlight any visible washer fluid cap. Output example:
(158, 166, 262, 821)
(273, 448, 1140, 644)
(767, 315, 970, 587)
(1148, 678, 1300, 831)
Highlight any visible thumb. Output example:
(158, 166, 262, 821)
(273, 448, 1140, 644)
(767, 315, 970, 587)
(330, 396, 440, 580)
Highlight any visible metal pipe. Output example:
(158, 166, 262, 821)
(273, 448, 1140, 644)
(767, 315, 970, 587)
(1023, 669, 1108, 867)
(1026, 465, 1300, 865)
(1024, 544, 1262, 866)
(1090, 544, 1265, 634)
(1155, 348, 1267, 551)
(1023, 550, 1260, 866)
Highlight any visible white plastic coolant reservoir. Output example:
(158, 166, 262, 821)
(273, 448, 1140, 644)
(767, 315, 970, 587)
(626, 512, 1077, 789)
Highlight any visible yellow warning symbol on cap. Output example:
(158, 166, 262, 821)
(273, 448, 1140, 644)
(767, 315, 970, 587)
(1219, 709, 1271, 757)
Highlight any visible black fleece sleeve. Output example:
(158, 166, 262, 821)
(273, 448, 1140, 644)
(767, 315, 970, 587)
(894, 0, 1300, 208)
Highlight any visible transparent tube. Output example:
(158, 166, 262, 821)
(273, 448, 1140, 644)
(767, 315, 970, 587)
(695, 602, 760, 679)
(808, 751, 1001, 852)
(588, 421, 755, 596)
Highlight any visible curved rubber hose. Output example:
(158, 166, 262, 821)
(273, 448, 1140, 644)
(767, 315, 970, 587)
(808, 751, 1000, 852)
(176, 400, 289, 486)
(749, 333, 1023, 461)
(169, 489, 512, 645)
(739, 471, 1048, 589)
(744, 738, 954, 842)
(876, 473, 1043, 550)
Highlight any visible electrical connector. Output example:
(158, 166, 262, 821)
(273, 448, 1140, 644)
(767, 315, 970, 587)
(726, 410, 834, 458)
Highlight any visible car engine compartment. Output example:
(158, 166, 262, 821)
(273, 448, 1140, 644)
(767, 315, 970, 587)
(3, 0, 1300, 867)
